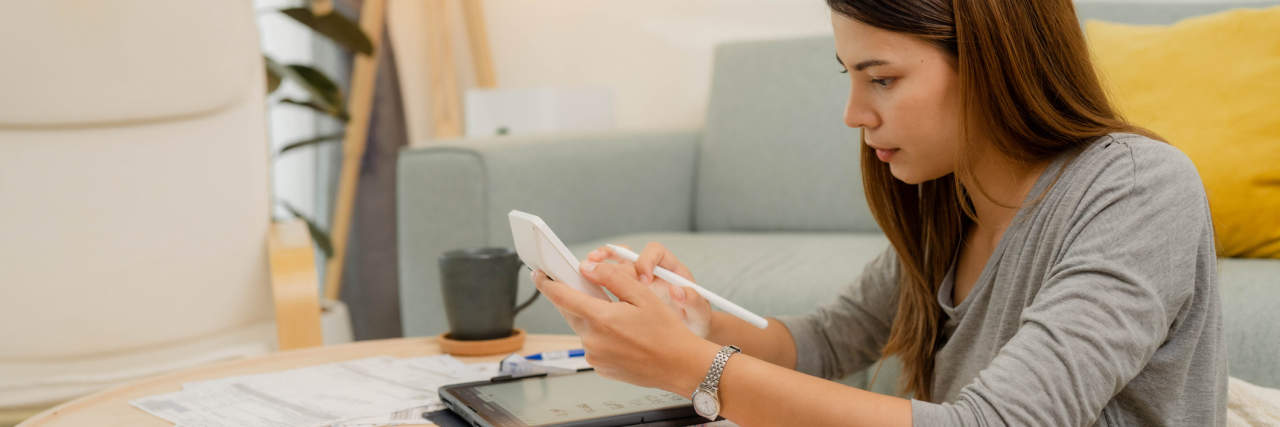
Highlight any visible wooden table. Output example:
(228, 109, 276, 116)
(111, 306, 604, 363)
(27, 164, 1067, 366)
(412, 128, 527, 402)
(20, 334, 582, 427)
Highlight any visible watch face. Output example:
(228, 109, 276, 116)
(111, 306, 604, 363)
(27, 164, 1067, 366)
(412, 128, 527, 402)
(692, 390, 718, 418)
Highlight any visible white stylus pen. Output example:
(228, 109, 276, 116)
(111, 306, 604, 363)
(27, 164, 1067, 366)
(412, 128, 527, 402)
(605, 244, 769, 329)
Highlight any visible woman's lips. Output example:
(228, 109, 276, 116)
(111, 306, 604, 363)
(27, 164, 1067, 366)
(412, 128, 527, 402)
(866, 134, 898, 162)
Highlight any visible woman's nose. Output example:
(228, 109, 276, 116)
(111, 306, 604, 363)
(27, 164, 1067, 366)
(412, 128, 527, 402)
(843, 97, 879, 129)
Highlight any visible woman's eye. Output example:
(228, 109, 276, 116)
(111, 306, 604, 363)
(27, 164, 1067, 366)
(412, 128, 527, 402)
(870, 77, 895, 87)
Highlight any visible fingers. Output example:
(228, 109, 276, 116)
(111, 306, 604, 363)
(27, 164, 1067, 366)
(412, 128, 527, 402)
(635, 242, 663, 283)
(673, 285, 712, 338)
(680, 285, 707, 307)
(532, 269, 610, 318)
(562, 309, 592, 334)
(667, 283, 686, 303)
(670, 285, 710, 316)
(587, 249, 607, 262)
(548, 300, 592, 335)
(649, 279, 674, 307)
(587, 246, 632, 264)
(635, 242, 693, 283)
(579, 260, 658, 306)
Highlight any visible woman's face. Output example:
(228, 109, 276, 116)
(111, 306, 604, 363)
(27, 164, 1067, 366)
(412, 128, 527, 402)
(832, 12, 963, 184)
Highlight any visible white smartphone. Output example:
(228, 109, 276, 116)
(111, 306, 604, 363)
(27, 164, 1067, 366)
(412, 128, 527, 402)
(509, 210, 611, 301)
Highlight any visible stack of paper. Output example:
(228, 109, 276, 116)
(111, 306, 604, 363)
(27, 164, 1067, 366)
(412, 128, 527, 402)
(130, 355, 499, 427)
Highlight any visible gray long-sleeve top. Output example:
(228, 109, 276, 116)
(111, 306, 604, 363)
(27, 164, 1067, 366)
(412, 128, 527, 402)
(777, 133, 1227, 426)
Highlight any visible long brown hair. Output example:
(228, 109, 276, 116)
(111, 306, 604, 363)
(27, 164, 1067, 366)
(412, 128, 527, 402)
(827, 0, 1158, 401)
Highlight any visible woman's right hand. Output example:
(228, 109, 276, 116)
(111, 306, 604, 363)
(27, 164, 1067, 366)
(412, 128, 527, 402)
(586, 242, 712, 338)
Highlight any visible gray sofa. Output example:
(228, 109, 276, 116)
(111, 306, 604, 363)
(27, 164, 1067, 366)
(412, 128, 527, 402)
(398, 2, 1280, 394)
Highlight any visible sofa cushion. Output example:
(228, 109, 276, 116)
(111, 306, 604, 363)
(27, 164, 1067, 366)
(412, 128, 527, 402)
(1219, 258, 1280, 388)
(1073, 1, 1280, 26)
(1085, 6, 1280, 258)
(515, 232, 892, 335)
(696, 37, 877, 234)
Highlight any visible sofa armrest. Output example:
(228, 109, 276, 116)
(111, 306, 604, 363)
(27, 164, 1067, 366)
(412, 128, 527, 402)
(266, 219, 324, 350)
(397, 129, 700, 337)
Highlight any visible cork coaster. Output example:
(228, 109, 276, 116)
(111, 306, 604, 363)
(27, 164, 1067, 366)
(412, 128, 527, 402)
(437, 328, 526, 356)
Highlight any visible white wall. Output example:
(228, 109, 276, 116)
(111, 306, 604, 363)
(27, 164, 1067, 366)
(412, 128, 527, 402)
(391, 0, 833, 137)
(482, 1, 833, 132)
(394, 0, 1259, 136)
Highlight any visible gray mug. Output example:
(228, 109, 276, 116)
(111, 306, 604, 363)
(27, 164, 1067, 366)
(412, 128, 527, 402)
(438, 247, 540, 340)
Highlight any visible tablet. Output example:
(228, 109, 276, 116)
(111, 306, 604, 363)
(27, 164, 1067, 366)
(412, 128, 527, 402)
(439, 371, 701, 427)
(509, 210, 610, 301)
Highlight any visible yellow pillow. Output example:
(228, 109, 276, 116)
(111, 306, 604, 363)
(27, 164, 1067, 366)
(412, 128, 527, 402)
(1087, 7, 1280, 259)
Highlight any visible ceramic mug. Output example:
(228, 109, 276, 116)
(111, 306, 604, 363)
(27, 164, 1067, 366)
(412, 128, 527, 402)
(438, 247, 539, 340)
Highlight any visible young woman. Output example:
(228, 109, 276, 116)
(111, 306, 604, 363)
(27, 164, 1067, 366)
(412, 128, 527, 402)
(532, 0, 1226, 425)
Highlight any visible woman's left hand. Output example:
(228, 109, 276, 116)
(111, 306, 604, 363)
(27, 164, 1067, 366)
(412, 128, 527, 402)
(532, 260, 719, 393)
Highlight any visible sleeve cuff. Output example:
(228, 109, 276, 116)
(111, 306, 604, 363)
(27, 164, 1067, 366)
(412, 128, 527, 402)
(774, 314, 828, 378)
(910, 399, 947, 426)
(911, 395, 982, 426)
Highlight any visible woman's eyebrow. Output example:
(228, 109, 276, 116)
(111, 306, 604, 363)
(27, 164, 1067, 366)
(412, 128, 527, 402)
(835, 54, 890, 72)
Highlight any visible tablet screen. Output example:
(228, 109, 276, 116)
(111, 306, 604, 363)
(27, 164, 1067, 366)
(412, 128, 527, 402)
(447, 372, 692, 426)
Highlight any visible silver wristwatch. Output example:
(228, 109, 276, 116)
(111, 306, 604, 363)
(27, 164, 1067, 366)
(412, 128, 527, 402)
(691, 345, 740, 420)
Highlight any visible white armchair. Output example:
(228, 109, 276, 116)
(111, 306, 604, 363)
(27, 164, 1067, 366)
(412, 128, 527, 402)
(0, 1, 352, 422)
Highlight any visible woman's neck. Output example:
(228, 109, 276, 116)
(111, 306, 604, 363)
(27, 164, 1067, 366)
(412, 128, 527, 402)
(960, 152, 1050, 245)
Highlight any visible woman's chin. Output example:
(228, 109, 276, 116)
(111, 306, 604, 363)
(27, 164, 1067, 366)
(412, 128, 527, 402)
(887, 165, 921, 184)
(888, 165, 945, 185)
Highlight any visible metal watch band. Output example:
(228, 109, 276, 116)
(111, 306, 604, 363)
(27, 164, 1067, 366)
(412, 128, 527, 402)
(699, 345, 741, 393)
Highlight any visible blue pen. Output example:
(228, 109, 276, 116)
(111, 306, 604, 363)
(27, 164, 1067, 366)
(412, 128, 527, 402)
(525, 349, 585, 361)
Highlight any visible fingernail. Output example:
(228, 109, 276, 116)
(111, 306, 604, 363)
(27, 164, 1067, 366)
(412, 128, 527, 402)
(673, 286, 686, 301)
(530, 270, 537, 281)
(581, 261, 597, 272)
(643, 274, 652, 283)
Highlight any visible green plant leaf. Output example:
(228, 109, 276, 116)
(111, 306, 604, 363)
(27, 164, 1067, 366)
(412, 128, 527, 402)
(278, 132, 344, 156)
(285, 64, 344, 112)
(264, 56, 283, 94)
(266, 59, 349, 120)
(280, 201, 333, 258)
(279, 98, 349, 121)
(281, 7, 374, 55)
